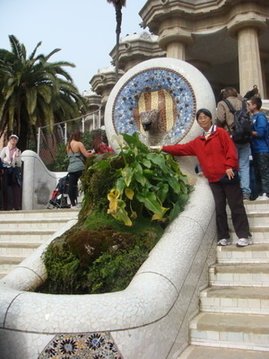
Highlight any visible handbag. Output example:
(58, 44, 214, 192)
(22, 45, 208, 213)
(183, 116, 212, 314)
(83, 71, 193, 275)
(219, 170, 240, 184)
(5, 166, 22, 186)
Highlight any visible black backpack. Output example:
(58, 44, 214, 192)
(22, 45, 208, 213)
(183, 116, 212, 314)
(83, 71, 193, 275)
(224, 99, 252, 144)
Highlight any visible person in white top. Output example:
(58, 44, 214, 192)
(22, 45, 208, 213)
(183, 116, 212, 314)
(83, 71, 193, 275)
(0, 134, 22, 210)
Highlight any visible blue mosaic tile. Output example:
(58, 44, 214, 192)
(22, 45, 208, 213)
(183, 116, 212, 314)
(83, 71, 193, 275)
(38, 332, 122, 359)
(112, 68, 196, 144)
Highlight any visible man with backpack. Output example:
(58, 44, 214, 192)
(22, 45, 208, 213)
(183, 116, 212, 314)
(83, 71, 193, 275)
(247, 96, 269, 200)
(216, 87, 252, 200)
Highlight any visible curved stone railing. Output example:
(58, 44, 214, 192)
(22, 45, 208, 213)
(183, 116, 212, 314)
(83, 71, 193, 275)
(21, 150, 66, 210)
(0, 176, 216, 359)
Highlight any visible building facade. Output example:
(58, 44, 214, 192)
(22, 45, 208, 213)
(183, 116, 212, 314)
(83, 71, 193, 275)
(89, 0, 269, 113)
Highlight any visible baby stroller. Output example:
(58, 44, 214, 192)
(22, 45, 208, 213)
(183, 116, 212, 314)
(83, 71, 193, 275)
(47, 175, 71, 209)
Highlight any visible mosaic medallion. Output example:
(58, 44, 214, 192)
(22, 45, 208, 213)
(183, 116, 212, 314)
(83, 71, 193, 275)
(112, 67, 196, 145)
(39, 332, 122, 359)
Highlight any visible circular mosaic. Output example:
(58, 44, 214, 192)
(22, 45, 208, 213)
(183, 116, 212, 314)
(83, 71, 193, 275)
(112, 67, 196, 145)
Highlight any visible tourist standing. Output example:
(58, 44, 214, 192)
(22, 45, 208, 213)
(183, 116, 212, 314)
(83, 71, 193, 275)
(66, 131, 93, 207)
(152, 108, 251, 247)
(0, 134, 22, 210)
(92, 130, 114, 154)
(248, 96, 269, 199)
(216, 87, 251, 200)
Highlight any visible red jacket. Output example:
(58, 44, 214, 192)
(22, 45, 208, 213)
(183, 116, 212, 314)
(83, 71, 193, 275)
(162, 127, 238, 183)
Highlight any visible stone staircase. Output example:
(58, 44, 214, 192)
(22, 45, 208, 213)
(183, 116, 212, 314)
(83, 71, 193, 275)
(0, 209, 78, 278)
(178, 198, 269, 359)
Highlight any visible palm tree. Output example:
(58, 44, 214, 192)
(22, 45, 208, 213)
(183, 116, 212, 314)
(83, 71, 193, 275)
(107, 0, 126, 79)
(0, 35, 85, 151)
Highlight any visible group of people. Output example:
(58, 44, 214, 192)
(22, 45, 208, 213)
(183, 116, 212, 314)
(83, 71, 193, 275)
(0, 134, 22, 210)
(155, 87, 269, 248)
(216, 87, 269, 201)
(0, 129, 113, 211)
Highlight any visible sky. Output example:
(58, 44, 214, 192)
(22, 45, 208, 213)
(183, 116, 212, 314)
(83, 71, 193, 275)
(0, 0, 147, 94)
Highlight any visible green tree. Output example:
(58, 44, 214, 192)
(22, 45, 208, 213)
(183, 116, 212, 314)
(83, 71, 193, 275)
(107, 0, 126, 79)
(0, 35, 86, 151)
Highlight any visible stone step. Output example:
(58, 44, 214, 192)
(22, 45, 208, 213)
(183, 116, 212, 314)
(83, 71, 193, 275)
(0, 209, 78, 221)
(230, 227, 269, 244)
(0, 250, 42, 278)
(190, 312, 269, 350)
(0, 271, 8, 279)
(0, 241, 41, 256)
(200, 286, 269, 314)
(217, 244, 269, 264)
(244, 198, 269, 210)
(0, 229, 55, 242)
(178, 345, 269, 359)
(246, 213, 269, 227)
(229, 216, 269, 229)
(182, 198, 269, 356)
(0, 218, 70, 231)
(0, 263, 22, 278)
(209, 263, 269, 287)
(0, 209, 79, 278)
(0, 254, 25, 265)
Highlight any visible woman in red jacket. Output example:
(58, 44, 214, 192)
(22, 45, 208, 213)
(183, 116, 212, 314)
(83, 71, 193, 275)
(157, 108, 251, 247)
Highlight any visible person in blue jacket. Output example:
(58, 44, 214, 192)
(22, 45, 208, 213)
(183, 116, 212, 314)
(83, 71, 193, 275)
(248, 96, 269, 199)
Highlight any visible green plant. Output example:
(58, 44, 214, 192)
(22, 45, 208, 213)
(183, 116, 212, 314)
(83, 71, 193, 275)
(48, 142, 69, 171)
(106, 133, 190, 226)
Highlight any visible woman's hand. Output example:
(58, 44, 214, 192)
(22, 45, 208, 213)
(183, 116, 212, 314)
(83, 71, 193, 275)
(226, 168, 235, 180)
(15, 149, 21, 157)
(150, 146, 162, 151)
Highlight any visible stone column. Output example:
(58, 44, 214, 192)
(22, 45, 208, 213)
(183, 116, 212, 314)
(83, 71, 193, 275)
(158, 28, 192, 60)
(166, 42, 186, 60)
(261, 59, 268, 99)
(237, 27, 264, 97)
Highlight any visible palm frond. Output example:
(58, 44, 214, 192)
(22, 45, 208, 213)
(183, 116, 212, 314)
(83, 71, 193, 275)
(44, 48, 61, 61)
(29, 41, 42, 60)
(0, 35, 85, 150)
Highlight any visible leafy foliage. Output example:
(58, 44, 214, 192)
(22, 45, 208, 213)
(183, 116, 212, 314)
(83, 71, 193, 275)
(105, 133, 191, 226)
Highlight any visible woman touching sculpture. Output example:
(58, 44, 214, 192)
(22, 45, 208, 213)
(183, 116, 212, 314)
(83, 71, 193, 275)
(66, 131, 93, 208)
(152, 108, 252, 247)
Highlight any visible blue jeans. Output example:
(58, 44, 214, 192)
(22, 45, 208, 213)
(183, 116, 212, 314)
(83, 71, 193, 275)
(236, 143, 251, 196)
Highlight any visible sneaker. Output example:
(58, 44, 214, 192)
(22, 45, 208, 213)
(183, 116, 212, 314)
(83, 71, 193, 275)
(257, 193, 268, 201)
(242, 193, 250, 201)
(217, 238, 232, 246)
(71, 204, 81, 209)
(236, 238, 252, 247)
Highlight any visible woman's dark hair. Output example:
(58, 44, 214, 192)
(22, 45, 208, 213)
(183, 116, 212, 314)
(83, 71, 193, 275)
(69, 130, 82, 142)
(249, 96, 262, 110)
(67, 130, 82, 150)
(196, 108, 212, 120)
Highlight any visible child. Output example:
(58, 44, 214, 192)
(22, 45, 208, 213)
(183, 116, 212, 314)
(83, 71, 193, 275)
(247, 96, 269, 199)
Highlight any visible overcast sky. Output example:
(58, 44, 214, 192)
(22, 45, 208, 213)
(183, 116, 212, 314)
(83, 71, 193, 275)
(0, 0, 147, 93)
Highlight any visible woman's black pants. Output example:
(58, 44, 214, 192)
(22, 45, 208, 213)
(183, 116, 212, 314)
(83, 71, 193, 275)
(209, 181, 250, 240)
(68, 171, 82, 206)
